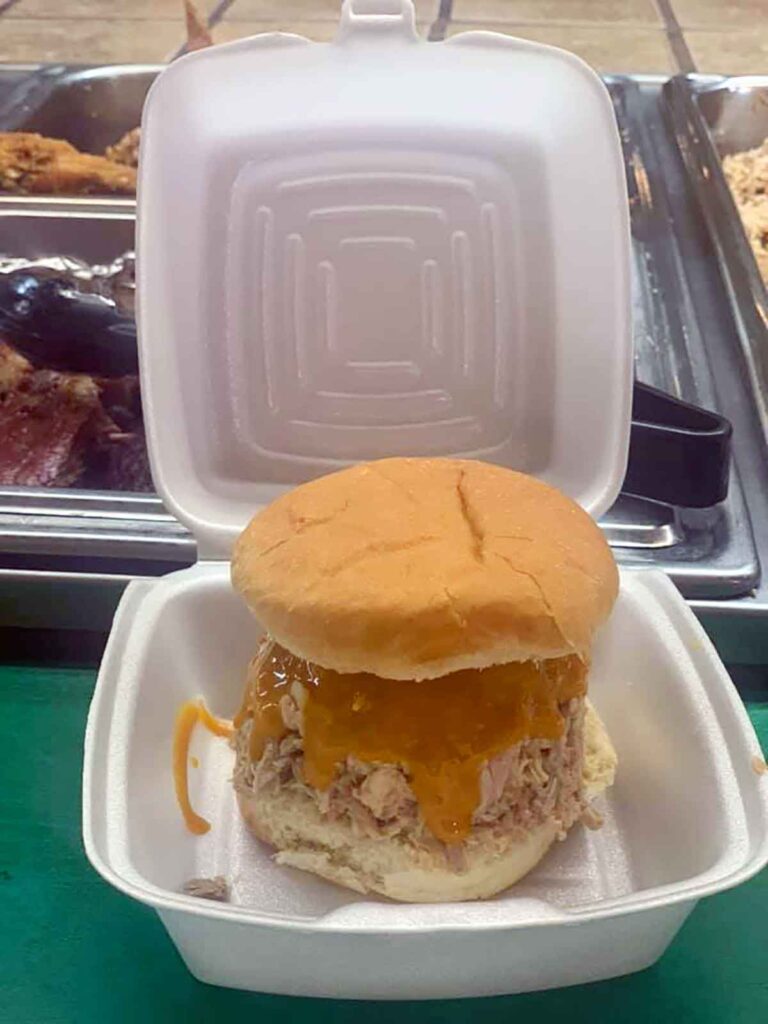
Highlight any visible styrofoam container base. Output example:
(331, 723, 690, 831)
(83, 567, 768, 999)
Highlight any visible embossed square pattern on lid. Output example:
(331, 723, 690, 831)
(137, 0, 632, 557)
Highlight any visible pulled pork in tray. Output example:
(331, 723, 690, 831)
(723, 138, 768, 284)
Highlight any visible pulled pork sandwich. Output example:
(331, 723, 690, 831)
(231, 457, 617, 902)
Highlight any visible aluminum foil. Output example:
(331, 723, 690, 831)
(0, 251, 136, 315)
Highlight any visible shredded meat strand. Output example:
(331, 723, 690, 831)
(182, 876, 229, 902)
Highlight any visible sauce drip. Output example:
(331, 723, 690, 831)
(237, 643, 587, 843)
(173, 698, 233, 835)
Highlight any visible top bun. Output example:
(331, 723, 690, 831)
(232, 458, 618, 680)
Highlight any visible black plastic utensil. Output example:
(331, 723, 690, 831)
(0, 270, 138, 376)
(626, 382, 732, 508)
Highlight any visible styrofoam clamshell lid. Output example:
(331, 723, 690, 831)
(137, 0, 632, 558)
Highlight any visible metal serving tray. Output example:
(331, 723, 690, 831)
(0, 66, 761, 622)
(0, 63, 155, 162)
(0, 486, 687, 561)
(0, 197, 134, 260)
(0, 229, 755, 599)
(663, 75, 768, 444)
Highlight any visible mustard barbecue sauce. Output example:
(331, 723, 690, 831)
(235, 643, 586, 843)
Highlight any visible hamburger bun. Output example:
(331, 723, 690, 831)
(232, 458, 618, 680)
(238, 701, 617, 903)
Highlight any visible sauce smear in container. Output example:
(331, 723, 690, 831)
(173, 699, 233, 835)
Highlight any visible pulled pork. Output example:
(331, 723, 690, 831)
(723, 138, 768, 283)
(234, 688, 587, 870)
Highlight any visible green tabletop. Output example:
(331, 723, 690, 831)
(2, 660, 767, 1024)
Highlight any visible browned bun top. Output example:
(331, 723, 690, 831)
(231, 458, 618, 680)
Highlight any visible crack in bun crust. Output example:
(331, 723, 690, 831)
(232, 458, 618, 680)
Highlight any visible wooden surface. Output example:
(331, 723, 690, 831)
(0, 0, 766, 73)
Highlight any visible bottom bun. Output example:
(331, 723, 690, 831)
(237, 702, 616, 903)
(238, 787, 561, 902)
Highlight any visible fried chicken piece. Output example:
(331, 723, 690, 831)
(105, 127, 141, 169)
(103, 0, 215, 171)
(4, 4, 215, 192)
(0, 132, 136, 196)
(0, 340, 32, 390)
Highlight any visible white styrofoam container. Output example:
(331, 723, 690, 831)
(82, 0, 768, 1000)
(83, 569, 768, 998)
